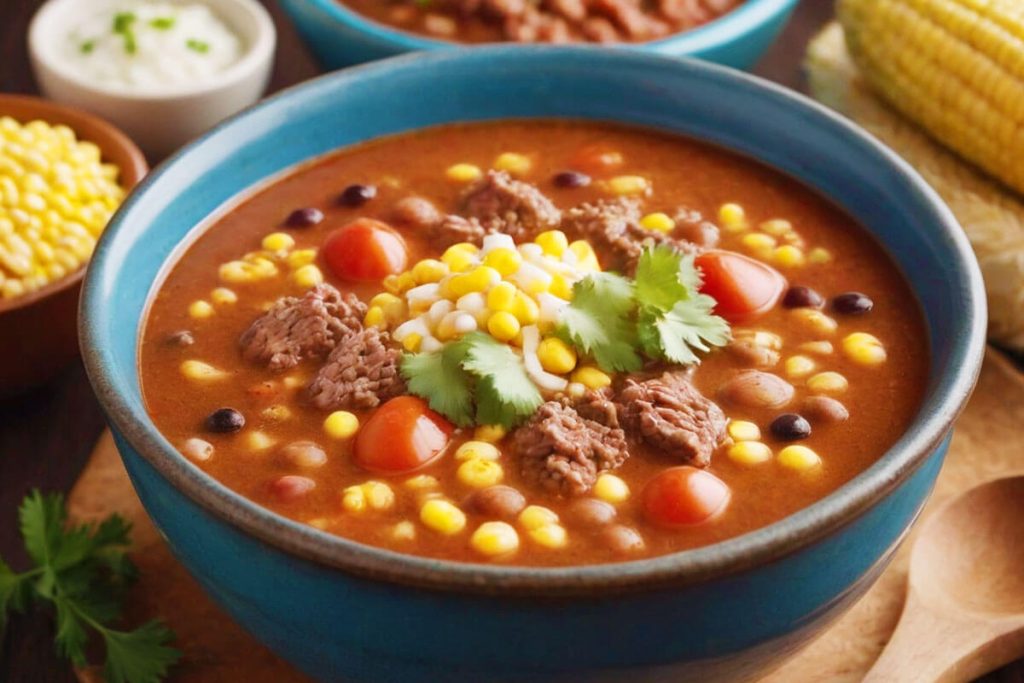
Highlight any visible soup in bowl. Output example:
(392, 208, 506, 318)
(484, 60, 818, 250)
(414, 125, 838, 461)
(81, 48, 985, 682)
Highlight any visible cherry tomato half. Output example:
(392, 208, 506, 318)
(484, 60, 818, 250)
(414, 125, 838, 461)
(323, 218, 408, 282)
(695, 250, 787, 323)
(354, 396, 453, 474)
(642, 466, 731, 527)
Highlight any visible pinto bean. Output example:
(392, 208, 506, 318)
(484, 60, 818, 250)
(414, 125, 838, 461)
(602, 525, 645, 555)
(719, 370, 794, 409)
(465, 485, 527, 519)
(802, 396, 850, 423)
(566, 498, 617, 526)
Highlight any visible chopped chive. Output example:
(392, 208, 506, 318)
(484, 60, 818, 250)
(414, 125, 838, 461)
(150, 16, 176, 30)
(80, 40, 96, 54)
(112, 11, 136, 33)
(186, 38, 210, 54)
(123, 32, 137, 54)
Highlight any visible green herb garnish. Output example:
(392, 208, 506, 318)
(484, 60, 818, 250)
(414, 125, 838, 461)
(185, 38, 210, 54)
(0, 491, 180, 683)
(556, 271, 641, 372)
(150, 17, 176, 30)
(112, 11, 138, 55)
(80, 40, 96, 54)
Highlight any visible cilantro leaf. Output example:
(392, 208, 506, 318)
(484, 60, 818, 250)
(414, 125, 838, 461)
(557, 272, 641, 372)
(639, 295, 730, 365)
(54, 596, 90, 666)
(401, 340, 475, 427)
(0, 559, 34, 631)
(461, 333, 543, 428)
(102, 621, 180, 683)
(634, 246, 691, 312)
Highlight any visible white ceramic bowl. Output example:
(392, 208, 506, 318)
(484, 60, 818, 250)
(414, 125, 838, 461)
(29, 0, 276, 158)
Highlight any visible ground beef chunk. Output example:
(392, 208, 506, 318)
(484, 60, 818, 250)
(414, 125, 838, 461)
(430, 213, 487, 248)
(306, 327, 405, 410)
(575, 388, 620, 429)
(617, 371, 726, 467)
(513, 399, 628, 496)
(562, 197, 697, 273)
(239, 284, 364, 371)
(458, 170, 561, 241)
(590, 0, 670, 40)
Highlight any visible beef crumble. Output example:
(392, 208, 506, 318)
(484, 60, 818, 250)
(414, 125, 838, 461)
(306, 326, 405, 410)
(459, 170, 562, 241)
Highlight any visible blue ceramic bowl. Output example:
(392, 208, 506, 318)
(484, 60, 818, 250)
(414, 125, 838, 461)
(81, 48, 985, 682)
(279, 0, 799, 69)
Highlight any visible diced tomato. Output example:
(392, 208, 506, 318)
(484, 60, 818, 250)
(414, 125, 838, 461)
(354, 396, 454, 474)
(322, 218, 408, 282)
(642, 466, 731, 527)
(569, 143, 624, 176)
(695, 250, 787, 322)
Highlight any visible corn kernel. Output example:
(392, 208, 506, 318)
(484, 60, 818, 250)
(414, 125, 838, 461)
(342, 485, 366, 513)
(282, 374, 307, 390)
(471, 521, 520, 557)
(482, 247, 522, 277)
(773, 245, 806, 268)
(798, 341, 834, 355)
(511, 292, 540, 325)
(537, 337, 577, 374)
(842, 332, 887, 366)
(364, 481, 395, 510)
(364, 306, 386, 328)
(728, 420, 761, 441)
(741, 233, 777, 259)
(451, 266, 501, 296)
(719, 203, 747, 232)
(473, 425, 507, 443)
(535, 230, 569, 257)
(402, 333, 423, 352)
(493, 152, 532, 176)
(180, 360, 227, 381)
(793, 309, 838, 336)
(487, 281, 518, 311)
(261, 404, 292, 422)
(292, 264, 324, 288)
(440, 248, 475, 274)
(571, 366, 611, 390)
(218, 260, 251, 283)
(549, 273, 574, 300)
(210, 287, 237, 305)
(286, 249, 317, 269)
(457, 459, 504, 488)
(324, 411, 359, 439)
(446, 163, 483, 183)
(785, 355, 817, 378)
(188, 300, 214, 319)
(420, 499, 467, 535)
(808, 247, 833, 264)
(404, 475, 439, 490)
(412, 258, 449, 284)
(488, 311, 521, 342)
(568, 240, 600, 271)
(760, 219, 793, 236)
(807, 371, 849, 394)
(728, 441, 773, 465)
(245, 431, 275, 451)
(455, 441, 501, 461)
(392, 521, 416, 541)
(518, 505, 559, 531)
(639, 212, 675, 233)
(778, 445, 822, 471)
(529, 524, 568, 549)
(606, 175, 650, 196)
(593, 474, 630, 503)
(262, 232, 295, 252)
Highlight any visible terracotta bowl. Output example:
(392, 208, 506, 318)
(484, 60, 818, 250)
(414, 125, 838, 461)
(0, 94, 147, 398)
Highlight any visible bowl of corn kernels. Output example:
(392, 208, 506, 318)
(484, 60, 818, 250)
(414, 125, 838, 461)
(0, 94, 146, 397)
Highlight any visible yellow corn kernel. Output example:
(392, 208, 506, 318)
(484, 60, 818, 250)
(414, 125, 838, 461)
(808, 247, 833, 265)
(245, 431, 275, 451)
(741, 232, 777, 259)
(777, 445, 822, 471)
(451, 266, 501, 296)
(518, 505, 559, 531)
(493, 152, 532, 176)
(639, 212, 675, 233)
(440, 249, 474, 275)
(568, 240, 600, 271)
(718, 203, 747, 232)
(798, 340, 834, 355)
(392, 521, 416, 541)
(292, 264, 324, 288)
(262, 232, 295, 252)
(210, 287, 237, 305)
(793, 309, 838, 336)
(363, 481, 396, 510)
(488, 311, 521, 342)
(807, 371, 849, 394)
(420, 499, 467, 535)
(446, 163, 482, 183)
(760, 219, 793, 236)
(188, 300, 214, 319)
(571, 366, 611, 390)
(486, 281, 518, 311)
(324, 411, 359, 439)
(282, 374, 307, 390)
(412, 258, 449, 284)
(455, 440, 501, 461)
(511, 291, 539, 325)
(457, 459, 504, 488)
(535, 230, 569, 257)
(593, 474, 630, 504)
(384, 271, 418, 294)
(529, 524, 568, 549)
(342, 485, 367, 513)
(773, 245, 806, 268)
(785, 355, 817, 378)
(728, 420, 761, 442)
(842, 332, 887, 366)
(404, 474, 439, 490)
(606, 175, 650, 196)
(482, 247, 522, 276)
(537, 337, 577, 374)
(402, 333, 423, 352)
(471, 521, 520, 557)
(180, 360, 227, 381)
(549, 273, 574, 300)
(473, 424, 507, 443)
(218, 260, 252, 283)
(286, 248, 317, 269)
(364, 306, 386, 328)
(728, 441, 773, 465)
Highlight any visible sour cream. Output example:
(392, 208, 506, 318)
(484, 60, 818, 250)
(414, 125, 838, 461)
(62, 2, 243, 92)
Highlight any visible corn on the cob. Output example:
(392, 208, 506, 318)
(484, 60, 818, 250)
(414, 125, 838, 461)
(805, 23, 1024, 352)
(838, 0, 1024, 196)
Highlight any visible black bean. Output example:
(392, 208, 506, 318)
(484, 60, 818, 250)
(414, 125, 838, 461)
(770, 413, 812, 441)
(338, 184, 377, 207)
(832, 292, 873, 315)
(553, 171, 591, 188)
(206, 408, 245, 433)
(284, 207, 324, 228)
(782, 286, 824, 309)
(165, 330, 194, 347)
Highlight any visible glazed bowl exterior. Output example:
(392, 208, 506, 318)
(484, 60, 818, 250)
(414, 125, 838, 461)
(81, 48, 985, 682)
(279, 0, 799, 69)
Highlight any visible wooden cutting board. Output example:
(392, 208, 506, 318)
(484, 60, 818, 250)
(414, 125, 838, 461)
(69, 348, 1024, 682)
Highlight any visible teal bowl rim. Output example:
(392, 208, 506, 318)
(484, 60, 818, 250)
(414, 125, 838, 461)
(289, 0, 800, 54)
(80, 47, 986, 597)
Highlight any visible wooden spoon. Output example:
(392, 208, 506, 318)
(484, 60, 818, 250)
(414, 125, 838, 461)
(864, 475, 1024, 682)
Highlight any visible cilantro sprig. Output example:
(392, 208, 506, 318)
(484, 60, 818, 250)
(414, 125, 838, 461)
(0, 491, 180, 683)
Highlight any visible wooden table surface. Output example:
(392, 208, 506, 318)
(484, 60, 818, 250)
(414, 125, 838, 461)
(0, 1, 1020, 681)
